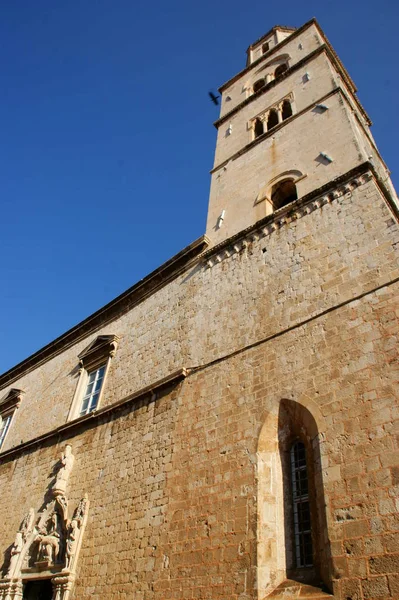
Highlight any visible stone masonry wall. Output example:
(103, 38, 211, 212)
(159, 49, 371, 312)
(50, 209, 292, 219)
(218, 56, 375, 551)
(214, 52, 338, 167)
(0, 278, 397, 599)
(0, 176, 398, 451)
(219, 23, 324, 118)
(207, 91, 365, 242)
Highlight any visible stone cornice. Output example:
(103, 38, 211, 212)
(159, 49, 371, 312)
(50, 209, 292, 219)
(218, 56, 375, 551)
(211, 88, 341, 174)
(0, 388, 24, 414)
(245, 24, 296, 64)
(202, 163, 381, 268)
(215, 45, 369, 130)
(0, 368, 187, 462)
(0, 237, 209, 391)
(78, 334, 119, 370)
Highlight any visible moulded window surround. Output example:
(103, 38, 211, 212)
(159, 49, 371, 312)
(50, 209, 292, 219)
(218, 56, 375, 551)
(0, 388, 24, 451)
(79, 364, 106, 416)
(271, 178, 298, 210)
(258, 170, 305, 215)
(68, 334, 119, 421)
(257, 398, 331, 597)
(250, 94, 294, 143)
(0, 413, 12, 449)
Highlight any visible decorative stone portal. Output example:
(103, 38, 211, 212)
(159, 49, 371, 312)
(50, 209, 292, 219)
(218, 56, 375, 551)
(0, 445, 88, 600)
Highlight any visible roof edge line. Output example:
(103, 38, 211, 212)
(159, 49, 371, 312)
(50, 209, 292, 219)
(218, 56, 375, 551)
(0, 368, 188, 461)
(0, 237, 210, 390)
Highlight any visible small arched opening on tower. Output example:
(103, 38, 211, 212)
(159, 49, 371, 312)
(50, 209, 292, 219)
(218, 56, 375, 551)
(262, 42, 270, 54)
(253, 78, 266, 93)
(282, 99, 293, 120)
(271, 178, 298, 210)
(254, 118, 264, 139)
(275, 63, 288, 78)
(267, 109, 279, 131)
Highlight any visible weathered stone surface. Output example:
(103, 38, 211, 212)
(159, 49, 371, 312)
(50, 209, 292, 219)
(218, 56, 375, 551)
(0, 17, 398, 600)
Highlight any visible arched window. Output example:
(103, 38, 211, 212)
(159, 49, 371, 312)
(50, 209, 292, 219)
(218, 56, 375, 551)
(253, 79, 265, 93)
(275, 63, 288, 78)
(257, 398, 332, 597)
(262, 42, 269, 54)
(282, 99, 293, 120)
(271, 178, 298, 210)
(254, 118, 264, 138)
(267, 109, 279, 131)
(290, 441, 313, 568)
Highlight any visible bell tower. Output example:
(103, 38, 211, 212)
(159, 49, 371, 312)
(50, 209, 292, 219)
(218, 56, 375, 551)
(206, 19, 397, 246)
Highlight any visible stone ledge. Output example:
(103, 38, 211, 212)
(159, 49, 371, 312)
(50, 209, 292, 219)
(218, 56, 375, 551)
(219, 18, 356, 96)
(212, 88, 341, 174)
(0, 368, 187, 462)
(203, 164, 374, 270)
(216, 44, 368, 130)
(266, 579, 333, 598)
(0, 236, 209, 390)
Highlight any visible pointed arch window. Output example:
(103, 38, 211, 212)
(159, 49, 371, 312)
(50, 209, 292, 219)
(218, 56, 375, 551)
(254, 118, 264, 139)
(282, 99, 293, 120)
(267, 109, 279, 131)
(290, 440, 313, 568)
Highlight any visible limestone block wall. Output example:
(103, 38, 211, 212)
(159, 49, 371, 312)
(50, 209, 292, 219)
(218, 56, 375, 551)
(0, 277, 397, 599)
(207, 91, 368, 242)
(0, 175, 398, 471)
(219, 23, 324, 118)
(214, 52, 338, 168)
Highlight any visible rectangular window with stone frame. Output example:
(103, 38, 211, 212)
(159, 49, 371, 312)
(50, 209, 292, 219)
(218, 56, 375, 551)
(0, 388, 24, 451)
(67, 335, 119, 421)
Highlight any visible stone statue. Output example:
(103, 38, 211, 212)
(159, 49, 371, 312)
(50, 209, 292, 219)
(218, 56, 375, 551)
(36, 512, 61, 564)
(6, 532, 23, 577)
(53, 445, 74, 495)
(5, 508, 35, 578)
(65, 519, 79, 569)
(36, 531, 60, 564)
(20, 508, 35, 537)
(74, 494, 88, 522)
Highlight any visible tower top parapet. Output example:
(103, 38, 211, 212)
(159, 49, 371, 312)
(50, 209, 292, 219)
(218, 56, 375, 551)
(206, 18, 397, 246)
(246, 25, 296, 66)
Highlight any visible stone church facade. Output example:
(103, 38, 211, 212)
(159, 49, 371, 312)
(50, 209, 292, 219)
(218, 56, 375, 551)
(0, 18, 398, 600)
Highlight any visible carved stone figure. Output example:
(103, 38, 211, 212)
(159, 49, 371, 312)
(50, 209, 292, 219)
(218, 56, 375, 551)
(20, 508, 35, 538)
(6, 532, 23, 577)
(65, 519, 78, 569)
(53, 445, 74, 495)
(74, 494, 88, 523)
(36, 532, 60, 564)
(36, 512, 61, 565)
(5, 508, 35, 578)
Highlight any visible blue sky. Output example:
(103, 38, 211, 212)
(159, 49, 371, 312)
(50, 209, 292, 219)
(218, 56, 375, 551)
(1, 0, 398, 373)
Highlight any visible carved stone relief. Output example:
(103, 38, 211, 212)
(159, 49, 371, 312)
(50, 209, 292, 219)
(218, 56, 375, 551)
(0, 445, 89, 600)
